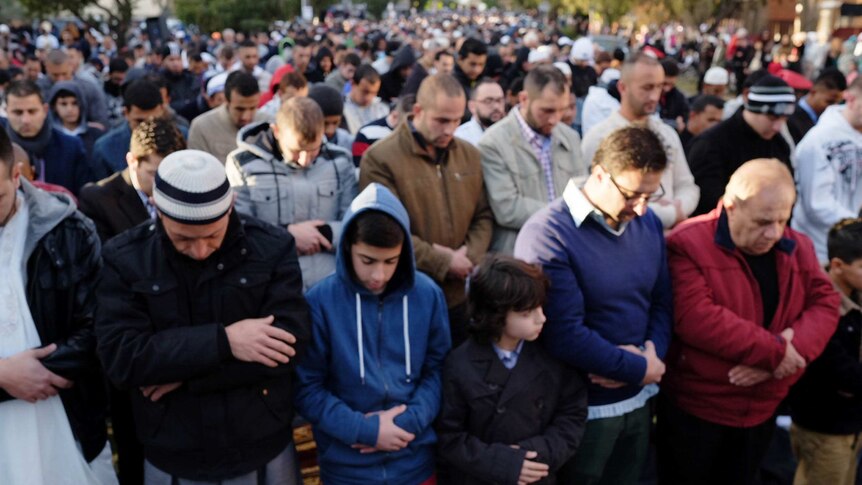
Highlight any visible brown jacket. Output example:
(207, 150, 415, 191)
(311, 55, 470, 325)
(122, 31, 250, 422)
(359, 121, 493, 306)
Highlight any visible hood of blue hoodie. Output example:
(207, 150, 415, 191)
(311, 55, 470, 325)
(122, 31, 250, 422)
(48, 80, 89, 131)
(335, 182, 415, 296)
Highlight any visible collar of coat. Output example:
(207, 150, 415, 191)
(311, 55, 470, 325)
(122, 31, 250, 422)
(157, 209, 247, 271)
(466, 338, 551, 406)
(713, 203, 796, 255)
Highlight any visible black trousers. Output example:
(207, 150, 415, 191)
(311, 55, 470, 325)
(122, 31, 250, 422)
(656, 395, 775, 485)
(110, 384, 144, 485)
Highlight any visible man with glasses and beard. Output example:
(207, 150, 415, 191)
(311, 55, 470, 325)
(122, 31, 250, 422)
(454, 78, 506, 146)
(479, 66, 587, 254)
(515, 126, 672, 485)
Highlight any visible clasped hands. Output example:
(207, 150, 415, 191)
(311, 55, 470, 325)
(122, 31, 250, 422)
(728, 327, 805, 387)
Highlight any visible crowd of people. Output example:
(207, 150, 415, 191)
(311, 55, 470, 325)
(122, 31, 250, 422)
(1, 9, 862, 485)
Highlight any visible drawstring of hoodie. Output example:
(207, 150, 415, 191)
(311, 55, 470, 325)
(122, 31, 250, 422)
(356, 293, 365, 385)
(355, 293, 412, 385)
(403, 296, 411, 383)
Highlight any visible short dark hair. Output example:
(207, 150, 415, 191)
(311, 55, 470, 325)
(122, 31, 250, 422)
(0, 127, 13, 175)
(6, 79, 43, 102)
(279, 71, 307, 91)
(396, 94, 416, 115)
(435, 50, 453, 62)
(468, 254, 548, 343)
(594, 126, 668, 174)
(129, 118, 186, 160)
(815, 68, 848, 91)
(109, 57, 129, 73)
(346, 209, 404, 248)
(219, 45, 235, 59)
(508, 76, 525, 96)
(661, 58, 680, 77)
(828, 218, 862, 263)
(341, 52, 361, 67)
(239, 39, 257, 50)
(50, 88, 77, 107)
(690, 94, 725, 113)
(458, 37, 488, 59)
(225, 71, 260, 101)
(524, 65, 568, 98)
(123, 80, 162, 110)
(294, 37, 312, 49)
(621, 51, 660, 81)
(353, 64, 380, 85)
(471, 78, 501, 100)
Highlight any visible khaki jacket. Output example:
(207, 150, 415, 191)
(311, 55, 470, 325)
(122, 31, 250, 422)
(479, 109, 588, 253)
(359, 121, 493, 306)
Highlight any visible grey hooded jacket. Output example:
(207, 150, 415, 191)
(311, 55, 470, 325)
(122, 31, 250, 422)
(226, 121, 358, 291)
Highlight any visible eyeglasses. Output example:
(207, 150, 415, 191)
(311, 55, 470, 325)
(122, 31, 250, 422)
(603, 166, 665, 204)
(477, 97, 505, 106)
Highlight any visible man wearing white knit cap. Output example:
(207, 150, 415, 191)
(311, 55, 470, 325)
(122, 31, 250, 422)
(96, 149, 310, 485)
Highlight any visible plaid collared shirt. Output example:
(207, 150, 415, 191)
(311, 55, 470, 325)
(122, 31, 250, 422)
(514, 107, 556, 201)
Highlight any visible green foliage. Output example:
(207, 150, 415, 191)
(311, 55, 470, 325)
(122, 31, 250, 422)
(17, 0, 135, 46)
(175, 0, 310, 33)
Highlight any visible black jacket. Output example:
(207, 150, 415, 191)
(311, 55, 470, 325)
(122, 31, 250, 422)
(659, 87, 690, 124)
(0, 180, 107, 462)
(78, 169, 151, 243)
(570, 64, 597, 99)
(787, 102, 817, 144)
(436, 339, 588, 485)
(96, 211, 311, 480)
(163, 69, 199, 112)
(687, 108, 792, 215)
(790, 289, 862, 435)
(379, 45, 417, 103)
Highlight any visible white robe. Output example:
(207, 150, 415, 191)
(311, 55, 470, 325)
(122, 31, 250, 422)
(0, 194, 117, 485)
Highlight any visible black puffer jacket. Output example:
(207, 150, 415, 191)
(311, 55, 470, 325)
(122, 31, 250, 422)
(0, 179, 107, 462)
(790, 287, 862, 435)
(96, 210, 310, 480)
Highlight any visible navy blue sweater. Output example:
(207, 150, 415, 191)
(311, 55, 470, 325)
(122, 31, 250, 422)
(514, 197, 673, 406)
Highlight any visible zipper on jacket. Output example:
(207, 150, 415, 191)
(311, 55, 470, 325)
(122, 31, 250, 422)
(435, 161, 456, 242)
(377, 298, 389, 401)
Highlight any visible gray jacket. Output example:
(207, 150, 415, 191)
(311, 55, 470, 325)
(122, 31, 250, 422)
(478, 109, 588, 254)
(226, 121, 358, 291)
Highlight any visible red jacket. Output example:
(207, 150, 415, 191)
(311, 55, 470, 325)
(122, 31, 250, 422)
(664, 207, 839, 427)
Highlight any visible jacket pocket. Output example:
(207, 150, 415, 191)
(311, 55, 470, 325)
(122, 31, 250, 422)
(132, 393, 169, 441)
(249, 187, 291, 225)
(131, 279, 180, 329)
(315, 179, 339, 221)
(220, 271, 270, 320)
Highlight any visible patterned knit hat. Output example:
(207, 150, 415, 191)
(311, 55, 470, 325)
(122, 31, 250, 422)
(745, 75, 796, 116)
(153, 150, 232, 225)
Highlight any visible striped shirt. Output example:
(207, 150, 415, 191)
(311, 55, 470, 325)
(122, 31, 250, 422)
(514, 107, 556, 201)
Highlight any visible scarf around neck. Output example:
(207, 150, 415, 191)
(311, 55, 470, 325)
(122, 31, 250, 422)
(7, 120, 53, 159)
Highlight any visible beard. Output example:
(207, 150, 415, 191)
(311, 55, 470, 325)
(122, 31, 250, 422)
(478, 114, 500, 129)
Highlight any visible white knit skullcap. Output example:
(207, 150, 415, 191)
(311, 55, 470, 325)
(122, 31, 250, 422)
(704, 66, 729, 86)
(553, 62, 572, 77)
(153, 150, 232, 225)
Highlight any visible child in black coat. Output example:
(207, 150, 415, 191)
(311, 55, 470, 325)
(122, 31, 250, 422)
(436, 254, 588, 485)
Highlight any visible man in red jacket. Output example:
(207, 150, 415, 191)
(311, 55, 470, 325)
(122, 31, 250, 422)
(658, 158, 840, 485)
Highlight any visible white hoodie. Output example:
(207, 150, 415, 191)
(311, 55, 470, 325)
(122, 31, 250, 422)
(792, 104, 862, 262)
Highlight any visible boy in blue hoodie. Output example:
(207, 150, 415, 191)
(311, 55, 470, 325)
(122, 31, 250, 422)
(295, 183, 452, 485)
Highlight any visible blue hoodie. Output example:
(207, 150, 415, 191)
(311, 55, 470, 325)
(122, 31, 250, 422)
(296, 183, 451, 485)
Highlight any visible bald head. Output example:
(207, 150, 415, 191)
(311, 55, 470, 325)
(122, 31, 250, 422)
(724, 158, 796, 255)
(723, 158, 796, 206)
(416, 73, 465, 111)
(620, 52, 661, 83)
